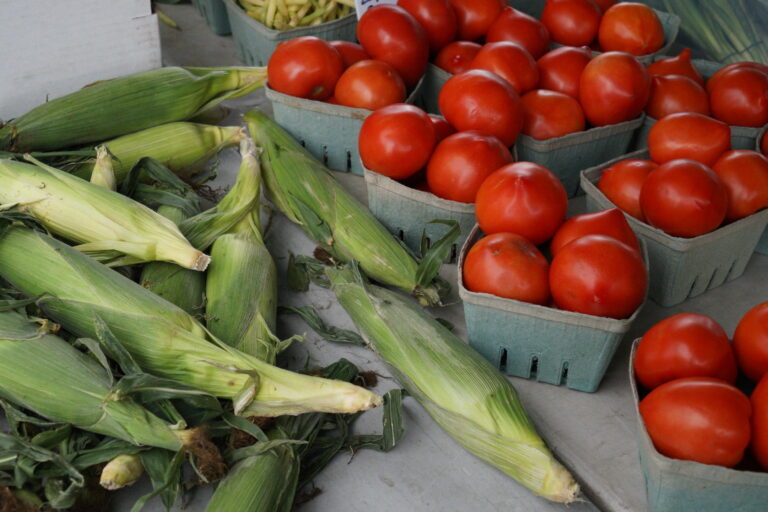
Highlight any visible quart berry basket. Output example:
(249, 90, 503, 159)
(192, 0, 231, 36)
(756, 124, 768, 256)
(458, 224, 648, 393)
(581, 149, 768, 307)
(629, 340, 768, 512)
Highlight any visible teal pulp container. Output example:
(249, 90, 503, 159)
(581, 149, 768, 307)
(192, 0, 231, 35)
(421, 64, 450, 115)
(756, 124, 768, 255)
(458, 224, 648, 392)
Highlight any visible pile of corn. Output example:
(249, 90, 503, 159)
(0, 65, 578, 510)
(238, 0, 354, 30)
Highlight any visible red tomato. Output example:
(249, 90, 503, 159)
(469, 42, 539, 94)
(634, 313, 737, 390)
(537, 46, 592, 98)
(592, 0, 615, 11)
(449, 0, 504, 41)
(751, 374, 768, 470)
(434, 41, 482, 74)
(598, 3, 664, 56)
(475, 162, 567, 244)
(486, 7, 550, 59)
(579, 52, 651, 126)
(709, 67, 768, 128)
(706, 62, 768, 95)
(647, 48, 704, 86)
(541, 0, 602, 47)
(549, 234, 646, 318)
(598, 159, 657, 221)
(640, 159, 727, 238)
(334, 60, 406, 110)
(550, 208, 639, 256)
(328, 41, 369, 69)
(426, 131, 512, 203)
(359, 104, 436, 180)
(427, 114, 456, 143)
(397, 0, 457, 54)
(645, 75, 709, 119)
(357, 6, 429, 88)
(267, 37, 343, 100)
(712, 150, 768, 221)
(639, 378, 751, 467)
(648, 113, 731, 166)
(462, 232, 550, 304)
(734, 302, 768, 382)
(521, 90, 585, 140)
(438, 69, 524, 146)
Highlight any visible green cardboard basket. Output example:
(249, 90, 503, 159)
(225, 0, 357, 66)
(756, 124, 768, 256)
(458, 224, 648, 393)
(630, 340, 768, 512)
(192, 0, 231, 35)
(421, 63, 450, 115)
(581, 149, 768, 307)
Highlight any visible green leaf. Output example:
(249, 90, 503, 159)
(280, 306, 366, 346)
(132, 450, 184, 512)
(226, 439, 307, 465)
(286, 253, 310, 292)
(415, 220, 460, 289)
(347, 389, 407, 452)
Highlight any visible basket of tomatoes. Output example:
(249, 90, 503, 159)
(192, 0, 231, 36)
(757, 125, 768, 256)
(455, 161, 648, 392)
(580, 130, 768, 307)
(634, 52, 768, 151)
(631, 304, 768, 512)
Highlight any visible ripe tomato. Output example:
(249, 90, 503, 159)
(462, 232, 550, 304)
(357, 5, 429, 88)
(537, 46, 592, 98)
(706, 62, 768, 94)
(434, 41, 482, 74)
(521, 90, 585, 140)
(397, 0, 457, 53)
(438, 69, 524, 146)
(648, 113, 731, 166)
(359, 104, 436, 180)
(712, 150, 768, 221)
(639, 378, 751, 467)
(267, 37, 343, 100)
(634, 313, 737, 390)
(579, 52, 651, 126)
(645, 75, 709, 119)
(598, 3, 664, 56)
(427, 114, 456, 143)
(541, 0, 602, 47)
(751, 374, 768, 470)
(549, 208, 639, 256)
(334, 60, 406, 110)
(449, 0, 504, 41)
(647, 48, 704, 86)
(592, 0, 615, 10)
(486, 7, 550, 59)
(475, 162, 567, 244)
(426, 131, 512, 203)
(598, 158, 657, 221)
(734, 302, 768, 382)
(708, 67, 768, 128)
(640, 159, 727, 238)
(549, 234, 646, 318)
(328, 41, 369, 69)
(469, 42, 539, 94)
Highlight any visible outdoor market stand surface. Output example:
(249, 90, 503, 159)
(4, 4, 766, 512)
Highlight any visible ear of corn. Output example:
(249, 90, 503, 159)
(0, 226, 381, 417)
(326, 265, 580, 503)
(90, 146, 116, 191)
(0, 157, 209, 271)
(245, 110, 442, 306)
(0, 66, 266, 152)
(72, 123, 244, 184)
(99, 454, 144, 490)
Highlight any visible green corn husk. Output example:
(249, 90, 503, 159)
(0, 158, 209, 270)
(90, 145, 116, 191)
(0, 66, 266, 152)
(245, 110, 442, 306)
(99, 454, 144, 490)
(72, 123, 244, 184)
(0, 226, 381, 418)
(327, 265, 580, 503)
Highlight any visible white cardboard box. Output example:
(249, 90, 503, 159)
(0, 0, 161, 120)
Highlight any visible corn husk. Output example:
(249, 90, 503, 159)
(0, 157, 209, 270)
(245, 110, 443, 306)
(327, 265, 580, 503)
(0, 226, 381, 418)
(0, 66, 266, 152)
